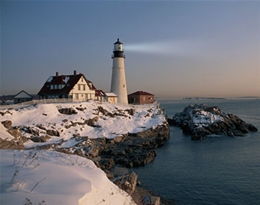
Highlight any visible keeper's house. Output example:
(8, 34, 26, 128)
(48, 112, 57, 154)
(38, 70, 96, 101)
(128, 91, 155, 105)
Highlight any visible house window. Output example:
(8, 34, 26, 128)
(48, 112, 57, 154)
(50, 85, 54, 90)
(75, 94, 78, 99)
(78, 84, 81, 90)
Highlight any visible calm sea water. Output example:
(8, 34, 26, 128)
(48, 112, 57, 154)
(132, 98, 260, 205)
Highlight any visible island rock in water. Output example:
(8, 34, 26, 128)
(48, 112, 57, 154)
(169, 104, 258, 140)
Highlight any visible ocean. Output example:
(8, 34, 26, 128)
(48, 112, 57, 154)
(132, 98, 260, 205)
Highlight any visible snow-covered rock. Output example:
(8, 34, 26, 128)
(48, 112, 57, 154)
(169, 104, 258, 139)
(0, 101, 166, 149)
(0, 149, 136, 205)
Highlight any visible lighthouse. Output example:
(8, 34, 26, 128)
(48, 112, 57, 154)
(110, 38, 128, 104)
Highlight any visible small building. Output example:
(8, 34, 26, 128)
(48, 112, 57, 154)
(128, 91, 155, 105)
(105, 93, 118, 104)
(38, 70, 96, 101)
(13, 90, 33, 104)
(95, 90, 106, 102)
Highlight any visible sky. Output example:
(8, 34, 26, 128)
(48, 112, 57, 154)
(1, 0, 260, 98)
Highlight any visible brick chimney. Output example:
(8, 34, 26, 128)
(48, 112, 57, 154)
(74, 70, 77, 75)
(56, 72, 59, 76)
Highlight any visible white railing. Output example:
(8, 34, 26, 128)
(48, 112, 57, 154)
(0, 99, 159, 110)
(0, 98, 92, 110)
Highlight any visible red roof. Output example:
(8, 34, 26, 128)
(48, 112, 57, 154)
(95, 90, 105, 97)
(38, 73, 96, 95)
(128, 91, 154, 96)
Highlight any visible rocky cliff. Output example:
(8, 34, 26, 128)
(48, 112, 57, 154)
(0, 101, 171, 204)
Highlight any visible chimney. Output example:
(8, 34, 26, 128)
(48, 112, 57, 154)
(56, 72, 59, 76)
(74, 70, 77, 75)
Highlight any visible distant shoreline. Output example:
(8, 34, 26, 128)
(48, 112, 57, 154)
(182, 97, 226, 100)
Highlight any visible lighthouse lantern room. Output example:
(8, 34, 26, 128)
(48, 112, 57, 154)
(110, 38, 128, 104)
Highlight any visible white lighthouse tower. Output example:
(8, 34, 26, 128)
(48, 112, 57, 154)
(110, 38, 128, 104)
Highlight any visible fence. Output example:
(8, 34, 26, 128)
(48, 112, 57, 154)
(0, 98, 83, 110)
(0, 98, 158, 110)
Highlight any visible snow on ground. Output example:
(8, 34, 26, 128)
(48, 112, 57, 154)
(0, 101, 165, 148)
(191, 110, 223, 127)
(0, 149, 136, 205)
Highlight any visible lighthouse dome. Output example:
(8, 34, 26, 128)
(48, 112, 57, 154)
(114, 38, 123, 45)
(113, 38, 123, 52)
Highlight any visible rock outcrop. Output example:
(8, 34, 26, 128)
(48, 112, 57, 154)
(113, 172, 138, 195)
(1, 120, 24, 149)
(169, 104, 258, 140)
(57, 123, 170, 170)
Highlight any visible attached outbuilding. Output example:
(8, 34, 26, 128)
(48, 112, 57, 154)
(105, 93, 118, 104)
(95, 90, 106, 102)
(13, 90, 33, 104)
(128, 91, 155, 105)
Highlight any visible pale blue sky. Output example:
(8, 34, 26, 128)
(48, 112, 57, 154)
(1, 1, 260, 98)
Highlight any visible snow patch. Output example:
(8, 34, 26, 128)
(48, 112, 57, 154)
(46, 76, 53, 82)
(0, 149, 136, 205)
(192, 110, 223, 127)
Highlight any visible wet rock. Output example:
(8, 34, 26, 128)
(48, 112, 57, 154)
(86, 146, 100, 158)
(248, 124, 258, 132)
(0, 128, 24, 149)
(31, 135, 51, 143)
(58, 107, 77, 115)
(94, 106, 114, 117)
(85, 116, 99, 127)
(36, 124, 47, 131)
(125, 108, 135, 116)
(1, 120, 12, 129)
(0, 110, 13, 116)
(142, 195, 160, 205)
(27, 127, 40, 136)
(76, 106, 86, 111)
(46, 129, 60, 136)
(99, 158, 115, 170)
(113, 172, 138, 195)
(0, 137, 24, 149)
